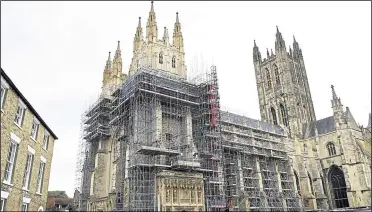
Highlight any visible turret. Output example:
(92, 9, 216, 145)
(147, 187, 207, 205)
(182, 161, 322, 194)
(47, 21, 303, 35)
(172, 12, 184, 51)
(133, 17, 143, 53)
(146, 1, 158, 43)
(275, 26, 286, 54)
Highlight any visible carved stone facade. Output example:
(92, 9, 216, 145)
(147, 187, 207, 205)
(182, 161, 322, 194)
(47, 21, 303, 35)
(157, 171, 204, 211)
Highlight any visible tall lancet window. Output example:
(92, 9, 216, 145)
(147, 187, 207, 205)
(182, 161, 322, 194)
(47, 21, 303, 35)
(271, 107, 278, 125)
(159, 52, 163, 64)
(274, 65, 280, 85)
(172, 56, 176, 68)
(266, 68, 272, 89)
(280, 104, 288, 126)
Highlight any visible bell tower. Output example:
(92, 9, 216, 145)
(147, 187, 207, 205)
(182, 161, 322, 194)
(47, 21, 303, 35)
(253, 27, 316, 138)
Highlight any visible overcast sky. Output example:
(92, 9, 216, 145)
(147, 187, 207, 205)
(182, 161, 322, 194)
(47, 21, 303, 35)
(1, 1, 370, 197)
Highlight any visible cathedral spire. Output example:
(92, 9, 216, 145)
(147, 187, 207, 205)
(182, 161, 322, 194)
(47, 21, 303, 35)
(253, 40, 261, 62)
(331, 85, 343, 111)
(173, 12, 184, 51)
(138, 16, 142, 28)
(176, 11, 180, 23)
(275, 25, 286, 53)
(102, 52, 112, 89)
(112, 41, 123, 85)
(146, 1, 158, 42)
(134, 17, 143, 52)
(114, 41, 121, 60)
(105, 52, 112, 71)
(293, 35, 301, 59)
(331, 85, 337, 100)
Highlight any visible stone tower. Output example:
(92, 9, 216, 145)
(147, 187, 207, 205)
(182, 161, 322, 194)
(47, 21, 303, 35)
(253, 26, 316, 138)
(128, 1, 187, 79)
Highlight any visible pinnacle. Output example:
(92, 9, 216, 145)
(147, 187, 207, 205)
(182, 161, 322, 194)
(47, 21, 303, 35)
(331, 85, 337, 100)
(176, 12, 179, 23)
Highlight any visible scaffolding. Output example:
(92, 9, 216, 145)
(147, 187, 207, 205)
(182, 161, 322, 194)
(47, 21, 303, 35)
(220, 111, 301, 211)
(102, 66, 224, 211)
(78, 94, 112, 211)
(77, 65, 300, 211)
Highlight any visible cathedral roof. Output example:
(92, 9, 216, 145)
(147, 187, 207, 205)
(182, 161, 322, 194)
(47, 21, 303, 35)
(302, 116, 336, 139)
(220, 111, 285, 136)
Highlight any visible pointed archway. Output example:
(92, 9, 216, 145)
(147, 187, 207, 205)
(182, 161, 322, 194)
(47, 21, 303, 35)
(328, 166, 349, 208)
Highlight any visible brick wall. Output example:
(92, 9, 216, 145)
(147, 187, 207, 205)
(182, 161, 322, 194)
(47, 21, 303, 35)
(1, 80, 55, 211)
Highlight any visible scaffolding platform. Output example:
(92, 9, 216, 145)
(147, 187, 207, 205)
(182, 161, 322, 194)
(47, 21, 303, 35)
(136, 146, 180, 156)
(171, 159, 201, 168)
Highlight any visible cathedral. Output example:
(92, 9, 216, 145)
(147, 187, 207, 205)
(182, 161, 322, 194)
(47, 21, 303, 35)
(76, 2, 371, 211)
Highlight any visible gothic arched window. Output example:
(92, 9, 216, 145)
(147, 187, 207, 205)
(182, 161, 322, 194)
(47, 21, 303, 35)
(271, 107, 278, 125)
(327, 142, 336, 156)
(266, 68, 272, 89)
(274, 65, 280, 85)
(280, 104, 288, 126)
(159, 52, 163, 64)
(172, 56, 176, 68)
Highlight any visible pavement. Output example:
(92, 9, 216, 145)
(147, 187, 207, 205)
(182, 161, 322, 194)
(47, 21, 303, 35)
(330, 207, 371, 212)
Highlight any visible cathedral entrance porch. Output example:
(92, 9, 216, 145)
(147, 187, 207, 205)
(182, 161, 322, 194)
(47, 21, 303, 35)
(156, 170, 205, 211)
